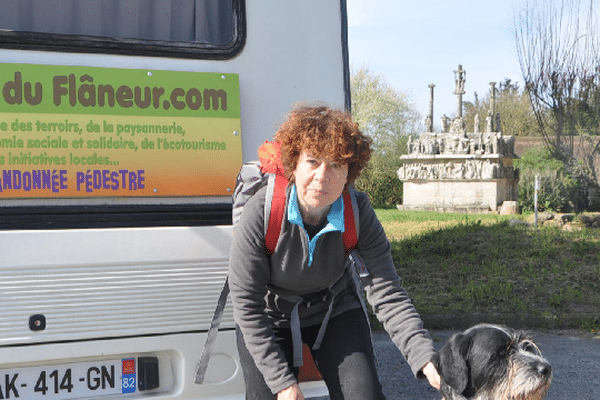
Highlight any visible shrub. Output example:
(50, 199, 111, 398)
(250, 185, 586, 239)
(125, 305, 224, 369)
(515, 146, 579, 212)
(355, 168, 402, 207)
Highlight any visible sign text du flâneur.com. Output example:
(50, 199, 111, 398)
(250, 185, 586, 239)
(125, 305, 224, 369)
(2, 72, 228, 112)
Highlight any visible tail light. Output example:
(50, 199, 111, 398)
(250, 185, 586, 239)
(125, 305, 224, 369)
(298, 344, 322, 382)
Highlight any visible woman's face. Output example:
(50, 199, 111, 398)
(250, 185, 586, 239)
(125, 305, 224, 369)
(293, 149, 348, 222)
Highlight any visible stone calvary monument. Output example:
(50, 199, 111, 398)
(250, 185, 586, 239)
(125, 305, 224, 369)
(397, 65, 519, 213)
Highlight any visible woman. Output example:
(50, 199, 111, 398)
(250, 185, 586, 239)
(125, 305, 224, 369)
(229, 105, 440, 400)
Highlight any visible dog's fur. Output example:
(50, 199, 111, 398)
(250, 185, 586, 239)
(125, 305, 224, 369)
(432, 324, 552, 400)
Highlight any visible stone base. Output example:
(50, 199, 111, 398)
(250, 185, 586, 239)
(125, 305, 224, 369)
(499, 201, 519, 215)
(400, 179, 518, 212)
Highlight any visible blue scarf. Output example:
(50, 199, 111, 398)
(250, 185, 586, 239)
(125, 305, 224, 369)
(287, 184, 345, 266)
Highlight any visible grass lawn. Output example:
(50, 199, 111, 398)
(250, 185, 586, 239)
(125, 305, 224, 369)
(375, 209, 600, 330)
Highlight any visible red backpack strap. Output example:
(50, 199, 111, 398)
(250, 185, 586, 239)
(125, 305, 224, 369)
(264, 173, 288, 254)
(342, 189, 358, 254)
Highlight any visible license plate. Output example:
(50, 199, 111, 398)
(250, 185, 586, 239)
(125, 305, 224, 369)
(0, 358, 137, 399)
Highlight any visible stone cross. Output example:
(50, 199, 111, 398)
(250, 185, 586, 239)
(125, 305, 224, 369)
(427, 83, 435, 132)
(453, 64, 466, 118)
(489, 82, 497, 131)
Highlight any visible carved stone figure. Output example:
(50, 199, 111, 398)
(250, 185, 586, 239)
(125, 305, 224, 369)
(450, 117, 465, 133)
(495, 112, 502, 133)
(486, 111, 493, 133)
(454, 65, 466, 118)
(503, 136, 515, 158)
(454, 65, 466, 94)
(441, 114, 449, 133)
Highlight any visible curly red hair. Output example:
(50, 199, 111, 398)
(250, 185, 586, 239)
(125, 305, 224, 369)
(274, 105, 371, 186)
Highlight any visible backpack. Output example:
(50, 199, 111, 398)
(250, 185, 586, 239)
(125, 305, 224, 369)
(194, 141, 359, 384)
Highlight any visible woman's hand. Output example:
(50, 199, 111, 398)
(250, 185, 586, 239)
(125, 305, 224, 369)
(277, 383, 305, 400)
(422, 361, 441, 390)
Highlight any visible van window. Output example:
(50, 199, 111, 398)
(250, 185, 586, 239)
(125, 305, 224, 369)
(0, 0, 245, 59)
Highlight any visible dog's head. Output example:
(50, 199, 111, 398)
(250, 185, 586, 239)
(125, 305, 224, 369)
(431, 324, 552, 400)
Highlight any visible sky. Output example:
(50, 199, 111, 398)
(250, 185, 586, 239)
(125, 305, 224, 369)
(347, 0, 524, 127)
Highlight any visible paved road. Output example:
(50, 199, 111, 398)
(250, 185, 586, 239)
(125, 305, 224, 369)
(315, 329, 600, 399)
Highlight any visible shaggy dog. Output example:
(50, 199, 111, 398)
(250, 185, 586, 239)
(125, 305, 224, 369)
(432, 324, 552, 400)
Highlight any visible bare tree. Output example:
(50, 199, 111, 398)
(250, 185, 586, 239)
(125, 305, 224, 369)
(514, 0, 600, 208)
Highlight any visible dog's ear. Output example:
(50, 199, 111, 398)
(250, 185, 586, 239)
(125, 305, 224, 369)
(432, 333, 472, 394)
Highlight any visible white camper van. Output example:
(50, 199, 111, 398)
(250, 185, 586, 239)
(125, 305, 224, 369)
(0, 1, 351, 399)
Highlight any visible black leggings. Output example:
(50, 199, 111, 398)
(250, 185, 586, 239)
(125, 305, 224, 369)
(236, 308, 386, 400)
